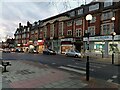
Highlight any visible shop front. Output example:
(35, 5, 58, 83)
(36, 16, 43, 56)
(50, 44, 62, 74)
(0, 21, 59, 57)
(37, 40, 44, 53)
(74, 38, 83, 52)
(61, 38, 74, 54)
(22, 44, 29, 52)
(83, 35, 120, 57)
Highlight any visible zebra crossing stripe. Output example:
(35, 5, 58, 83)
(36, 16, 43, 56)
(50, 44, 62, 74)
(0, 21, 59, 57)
(112, 75, 117, 79)
(107, 79, 113, 82)
(58, 66, 86, 75)
(67, 65, 94, 71)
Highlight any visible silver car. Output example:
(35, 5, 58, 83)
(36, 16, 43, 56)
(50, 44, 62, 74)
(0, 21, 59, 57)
(65, 49, 81, 58)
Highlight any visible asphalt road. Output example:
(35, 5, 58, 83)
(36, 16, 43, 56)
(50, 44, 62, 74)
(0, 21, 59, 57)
(1, 52, 120, 84)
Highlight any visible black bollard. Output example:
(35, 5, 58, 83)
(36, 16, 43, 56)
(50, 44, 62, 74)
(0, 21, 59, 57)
(112, 53, 114, 64)
(86, 56, 89, 81)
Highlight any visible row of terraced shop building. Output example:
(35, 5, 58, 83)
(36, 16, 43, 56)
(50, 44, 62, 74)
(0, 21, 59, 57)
(14, 1, 120, 57)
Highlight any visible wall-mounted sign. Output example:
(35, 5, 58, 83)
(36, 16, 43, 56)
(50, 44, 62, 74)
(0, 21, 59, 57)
(61, 38, 73, 41)
(83, 35, 120, 41)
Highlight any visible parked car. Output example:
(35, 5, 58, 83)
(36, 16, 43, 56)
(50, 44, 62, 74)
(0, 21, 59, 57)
(29, 49, 38, 54)
(65, 49, 81, 58)
(3, 48, 11, 53)
(43, 49, 56, 55)
(0, 48, 3, 51)
(15, 48, 24, 53)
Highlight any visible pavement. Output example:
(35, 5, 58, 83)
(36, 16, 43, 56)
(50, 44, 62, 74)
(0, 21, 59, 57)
(84, 52, 120, 65)
(0, 59, 120, 89)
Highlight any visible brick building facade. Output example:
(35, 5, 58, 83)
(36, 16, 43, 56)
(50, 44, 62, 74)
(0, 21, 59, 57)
(14, 1, 120, 55)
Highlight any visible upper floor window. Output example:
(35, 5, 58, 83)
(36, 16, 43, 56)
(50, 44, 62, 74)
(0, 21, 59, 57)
(101, 11, 113, 20)
(16, 36, 18, 39)
(101, 23, 113, 35)
(27, 34, 29, 38)
(67, 30, 72, 36)
(24, 29, 26, 32)
(76, 29, 82, 37)
(77, 8, 83, 15)
(67, 21, 72, 26)
(104, 0, 113, 7)
(89, 3, 99, 11)
(28, 28, 30, 32)
(88, 26, 95, 36)
(44, 27, 47, 38)
(58, 22, 63, 36)
(35, 30, 38, 34)
(31, 31, 34, 34)
(90, 16, 96, 23)
(16, 31, 18, 34)
(75, 19, 82, 25)
(50, 24, 54, 37)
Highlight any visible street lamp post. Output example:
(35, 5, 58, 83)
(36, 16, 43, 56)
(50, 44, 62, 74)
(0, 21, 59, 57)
(85, 14, 92, 81)
(111, 16, 116, 64)
(111, 32, 116, 64)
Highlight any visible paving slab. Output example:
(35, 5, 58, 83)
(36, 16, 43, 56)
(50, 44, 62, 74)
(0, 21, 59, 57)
(1, 60, 120, 89)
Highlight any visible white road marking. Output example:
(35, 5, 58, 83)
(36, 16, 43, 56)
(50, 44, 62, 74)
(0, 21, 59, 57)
(67, 65, 94, 71)
(90, 63, 106, 67)
(90, 65, 101, 68)
(112, 75, 117, 79)
(107, 79, 113, 82)
(58, 66, 86, 74)
(75, 63, 79, 64)
(52, 63, 56, 65)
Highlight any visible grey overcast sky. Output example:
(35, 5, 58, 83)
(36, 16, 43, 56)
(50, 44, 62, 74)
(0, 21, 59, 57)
(0, 0, 92, 42)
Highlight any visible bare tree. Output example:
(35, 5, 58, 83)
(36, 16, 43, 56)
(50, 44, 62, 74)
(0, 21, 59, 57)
(47, 0, 87, 14)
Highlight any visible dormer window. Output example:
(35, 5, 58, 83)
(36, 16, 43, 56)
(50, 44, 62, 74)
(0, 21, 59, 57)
(77, 8, 83, 15)
(89, 3, 99, 11)
(69, 11, 75, 17)
(104, 0, 113, 7)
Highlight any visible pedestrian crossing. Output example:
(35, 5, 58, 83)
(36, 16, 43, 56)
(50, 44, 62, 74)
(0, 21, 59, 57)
(58, 66, 86, 75)
(58, 63, 107, 75)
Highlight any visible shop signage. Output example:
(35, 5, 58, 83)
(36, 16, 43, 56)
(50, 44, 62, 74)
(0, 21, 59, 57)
(83, 35, 120, 41)
(38, 40, 44, 45)
(61, 38, 73, 41)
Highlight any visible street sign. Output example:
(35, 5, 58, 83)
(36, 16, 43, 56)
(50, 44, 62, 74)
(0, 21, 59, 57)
(0, 50, 2, 59)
